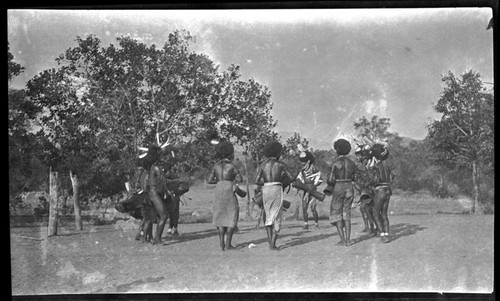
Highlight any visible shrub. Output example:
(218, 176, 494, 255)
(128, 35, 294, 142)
(33, 195, 49, 215)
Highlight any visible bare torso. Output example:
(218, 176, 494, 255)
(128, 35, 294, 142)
(255, 158, 295, 185)
(208, 159, 243, 184)
(327, 156, 357, 185)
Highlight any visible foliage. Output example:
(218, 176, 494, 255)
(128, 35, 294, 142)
(201, 64, 279, 167)
(311, 149, 337, 180)
(8, 44, 49, 196)
(353, 115, 393, 142)
(281, 132, 311, 174)
(8, 42, 25, 82)
(24, 31, 277, 200)
(427, 70, 494, 212)
(427, 70, 494, 170)
(351, 115, 456, 197)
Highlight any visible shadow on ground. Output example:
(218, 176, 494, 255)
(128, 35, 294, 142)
(235, 230, 311, 250)
(389, 223, 427, 242)
(352, 222, 427, 245)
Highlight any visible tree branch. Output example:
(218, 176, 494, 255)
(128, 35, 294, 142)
(450, 117, 469, 137)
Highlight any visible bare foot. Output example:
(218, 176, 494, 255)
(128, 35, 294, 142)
(226, 245, 236, 250)
(269, 245, 280, 251)
(152, 239, 162, 245)
(335, 240, 345, 246)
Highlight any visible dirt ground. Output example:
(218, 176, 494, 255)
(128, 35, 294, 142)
(10, 213, 493, 295)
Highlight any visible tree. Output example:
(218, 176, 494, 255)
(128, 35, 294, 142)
(26, 31, 278, 203)
(9, 43, 48, 196)
(208, 66, 279, 220)
(352, 115, 409, 189)
(427, 70, 494, 213)
(281, 132, 310, 175)
(353, 115, 394, 143)
(8, 42, 25, 82)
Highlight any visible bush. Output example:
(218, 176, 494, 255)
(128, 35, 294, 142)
(33, 195, 49, 215)
(9, 193, 32, 215)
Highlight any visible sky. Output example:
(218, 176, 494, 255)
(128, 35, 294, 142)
(7, 8, 494, 149)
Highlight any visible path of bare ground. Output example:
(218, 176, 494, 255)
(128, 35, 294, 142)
(10, 214, 493, 295)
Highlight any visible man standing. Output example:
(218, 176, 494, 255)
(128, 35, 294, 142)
(255, 140, 296, 250)
(147, 145, 169, 245)
(297, 150, 322, 230)
(368, 144, 394, 243)
(164, 160, 181, 237)
(327, 138, 358, 247)
(208, 141, 243, 251)
(354, 146, 377, 236)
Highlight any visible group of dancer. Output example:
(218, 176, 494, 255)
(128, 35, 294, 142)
(116, 134, 393, 250)
(116, 141, 189, 245)
(209, 138, 393, 251)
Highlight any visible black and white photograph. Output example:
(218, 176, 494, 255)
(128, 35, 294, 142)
(8, 4, 494, 297)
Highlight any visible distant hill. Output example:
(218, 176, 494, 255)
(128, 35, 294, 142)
(278, 130, 421, 150)
(229, 132, 422, 157)
(278, 130, 332, 150)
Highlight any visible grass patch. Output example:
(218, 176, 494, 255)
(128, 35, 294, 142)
(179, 183, 471, 223)
(11, 183, 473, 227)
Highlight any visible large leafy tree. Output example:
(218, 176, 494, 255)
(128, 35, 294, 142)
(26, 31, 277, 199)
(212, 65, 279, 162)
(205, 66, 278, 219)
(427, 70, 494, 213)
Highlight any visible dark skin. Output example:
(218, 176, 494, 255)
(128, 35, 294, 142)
(164, 164, 182, 234)
(135, 162, 186, 242)
(148, 160, 169, 245)
(327, 154, 358, 247)
(299, 161, 321, 228)
(355, 153, 377, 236)
(255, 157, 296, 250)
(208, 154, 243, 251)
(369, 159, 394, 243)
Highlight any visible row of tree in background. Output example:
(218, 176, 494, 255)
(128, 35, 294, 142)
(8, 30, 494, 214)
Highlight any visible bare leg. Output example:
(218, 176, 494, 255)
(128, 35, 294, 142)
(360, 203, 370, 232)
(226, 227, 236, 250)
(334, 220, 346, 246)
(302, 195, 309, 229)
(381, 191, 391, 243)
(372, 192, 384, 237)
(142, 220, 153, 243)
(310, 199, 319, 228)
(135, 219, 146, 240)
(217, 227, 226, 251)
(344, 220, 352, 246)
(270, 227, 279, 250)
(149, 190, 168, 245)
(381, 194, 390, 234)
(367, 205, 378, 237)
(265, 226, 272, 247)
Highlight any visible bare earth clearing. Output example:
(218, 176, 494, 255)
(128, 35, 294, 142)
(10, 185, 493, 295)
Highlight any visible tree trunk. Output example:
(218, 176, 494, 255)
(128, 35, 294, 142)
(47, 169, 59, 237)
(70, 171, 83, 231)
(471, 160, 481, 214)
